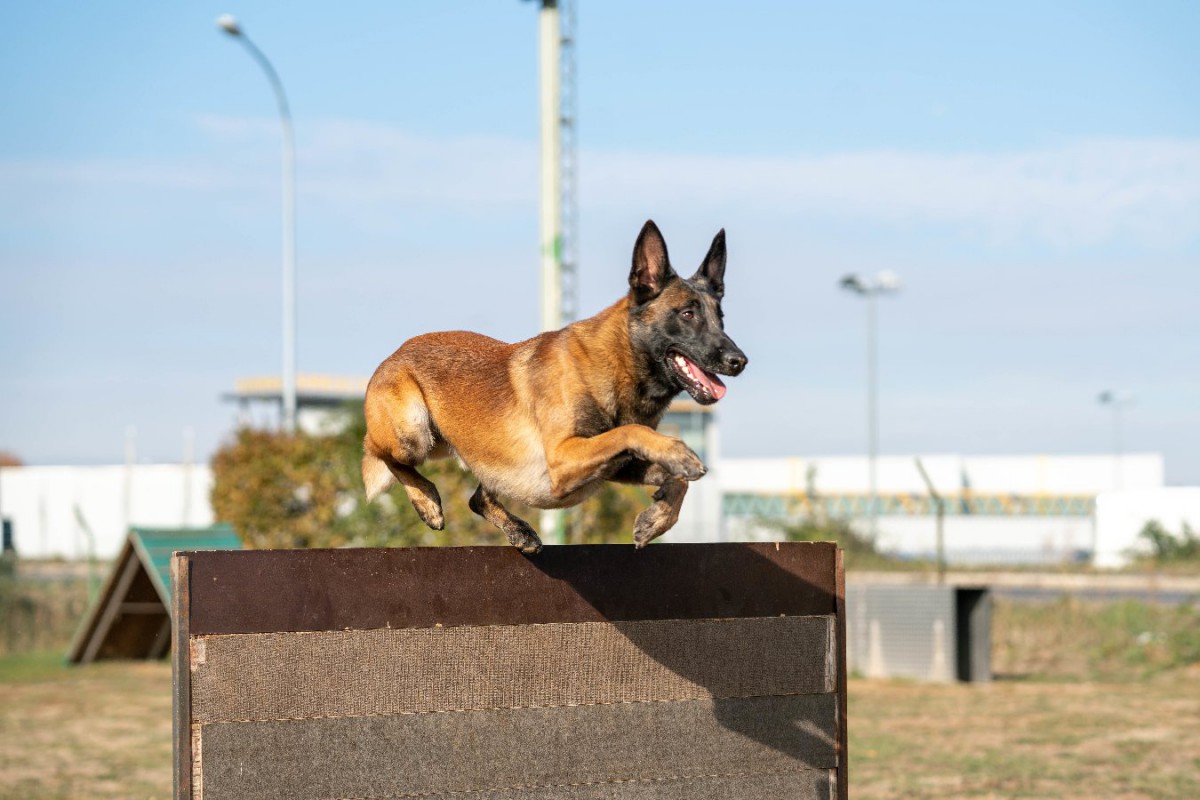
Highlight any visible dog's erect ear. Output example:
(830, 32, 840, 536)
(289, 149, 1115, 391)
(691, 228, 726, 298)
(629, 220, 676, 302)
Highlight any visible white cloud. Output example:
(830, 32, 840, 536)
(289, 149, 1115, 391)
(303, 119, 537, 211)
(582, 139, 1200, 248)
(194, 114, 538, 212)
(0, 157, 250, 193)
(4, 116, 1198, 249)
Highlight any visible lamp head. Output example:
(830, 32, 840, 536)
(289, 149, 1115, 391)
(875, 270, 902, 293)
(840, 271, 902, 295)
(1098, 390, 1135, 407)
(216, 14, 242, 36)
(839, 273, 868, 294)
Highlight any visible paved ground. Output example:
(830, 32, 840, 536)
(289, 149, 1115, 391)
(851, 569, 1200, 604)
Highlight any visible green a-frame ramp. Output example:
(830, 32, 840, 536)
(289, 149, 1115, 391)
(68, 525, 242, 664)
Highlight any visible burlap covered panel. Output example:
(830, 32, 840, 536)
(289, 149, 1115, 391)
(430, 770, 836, 800)
(191, 615, 835, 723)
(198, 694, 838, 800)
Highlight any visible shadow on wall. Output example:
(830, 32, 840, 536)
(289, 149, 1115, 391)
(530, 542, 841, 764)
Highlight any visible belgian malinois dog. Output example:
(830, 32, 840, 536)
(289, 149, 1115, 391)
(362, 220, 747, 552)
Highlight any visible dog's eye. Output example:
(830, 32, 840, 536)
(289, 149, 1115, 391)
(680, 308, 695, 320)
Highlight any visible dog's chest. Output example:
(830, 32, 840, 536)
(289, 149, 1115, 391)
(573, 393, 668, 438)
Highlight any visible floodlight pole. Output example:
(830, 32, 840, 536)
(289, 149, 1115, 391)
(218, 15, 298, 434)
(840, 272, 900, 541)
(866, 291, 879, 538)
(1098, 390, 1132, 490)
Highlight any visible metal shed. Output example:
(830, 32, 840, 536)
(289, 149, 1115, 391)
(846, 583, 992, 682)
(67, 525, 242, 664)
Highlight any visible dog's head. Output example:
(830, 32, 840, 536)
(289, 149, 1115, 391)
(627, 220, 748, 405)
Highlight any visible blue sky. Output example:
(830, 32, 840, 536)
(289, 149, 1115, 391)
(1, 1, 1198, 482)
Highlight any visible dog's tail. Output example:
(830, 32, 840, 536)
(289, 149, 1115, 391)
(362, 451, 397, 502)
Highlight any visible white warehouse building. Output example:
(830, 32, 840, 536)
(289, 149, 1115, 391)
(0, 380, 1192, 569)
(717, 453, 1186, 567)
(0, 464, 214, 561)
(2, 451, 1194, 568)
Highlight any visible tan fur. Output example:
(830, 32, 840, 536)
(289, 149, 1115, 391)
(361, 452, 395, 503)
(363, 297, 703, 551)
(363, 221, 746, 552)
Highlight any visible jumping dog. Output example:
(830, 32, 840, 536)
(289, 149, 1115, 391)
(362, 220, 747, 552)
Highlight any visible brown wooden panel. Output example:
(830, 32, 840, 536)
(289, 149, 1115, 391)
(171, 554, 192, 800)
(197, 694, 838, 800)
(96, 610, 169, 660)
(191, 615, 836, 723)
(836, 548, 849, 799)
(421, 769, 836, 799)
(174, 542, 848, 800)
(184, 542, 838, 635)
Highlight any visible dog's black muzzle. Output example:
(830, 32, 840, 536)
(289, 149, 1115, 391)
(715, 337, 748, 376)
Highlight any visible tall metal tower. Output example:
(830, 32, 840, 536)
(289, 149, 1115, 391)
(558, 0, 579, 326)
(536, 0, 579, 332)
(536, 0, 578, 543)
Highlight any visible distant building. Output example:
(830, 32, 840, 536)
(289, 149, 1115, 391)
(4, 374, 1194, 566)
(720, 453, 1173, 565)
(0, 383, 721, 559)
(224, 374, 367, 434)
(657, 400, 721, 543)
(0, 463, 214, 560)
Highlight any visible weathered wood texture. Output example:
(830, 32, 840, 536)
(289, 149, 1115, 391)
(173, 542, 847, 800)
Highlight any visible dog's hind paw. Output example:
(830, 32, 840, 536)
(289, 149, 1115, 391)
(416, 504, 445, 531)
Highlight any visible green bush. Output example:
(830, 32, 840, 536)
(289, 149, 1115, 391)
(210, 408, 648, 549)
(1136, 520, 1200, 565)
(768, 515, 906, 569)
(0, 557, 91, 657)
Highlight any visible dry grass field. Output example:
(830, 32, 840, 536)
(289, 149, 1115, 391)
(0, 653, 171, 800)
(1, 595, 1197, 799)
(851, 669, 1200, 799)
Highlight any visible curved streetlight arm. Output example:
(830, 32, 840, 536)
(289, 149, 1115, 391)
(230, 34, 293, 128)
(217, 16, 298, 434)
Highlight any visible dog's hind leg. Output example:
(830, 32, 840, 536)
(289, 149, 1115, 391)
(631, 478, 688, 548)
(364, 372, 448, 529)
(362, 451, 397, 502)
(610, 460, 689, 548)
(361, 449, 445, 530)
(388, 462, 445, 531)
(468, 485, 542, 554)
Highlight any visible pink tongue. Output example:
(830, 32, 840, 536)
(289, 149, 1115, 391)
(683, 355, 727, 400)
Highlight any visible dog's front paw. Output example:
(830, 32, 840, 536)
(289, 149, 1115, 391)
(661, 442, 707, 481)
(506, 523, 543, 555)
(633, 505, 670, 548)
(633, 499, 682, 548)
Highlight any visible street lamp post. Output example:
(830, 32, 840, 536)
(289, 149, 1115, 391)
(1097, 390, 1134, 490)
(217, 14, 298, 434)
(840, 271, 901, 540)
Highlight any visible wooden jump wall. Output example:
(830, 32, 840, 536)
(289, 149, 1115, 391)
(172, 542, 848, 800)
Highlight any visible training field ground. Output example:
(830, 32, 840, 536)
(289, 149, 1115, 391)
(1, 597, 1198, 799)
